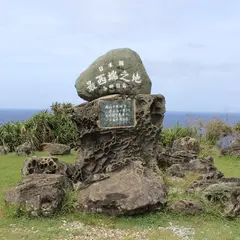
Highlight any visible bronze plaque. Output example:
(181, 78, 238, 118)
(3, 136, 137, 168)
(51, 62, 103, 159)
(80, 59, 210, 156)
(99, 99, 136, 128)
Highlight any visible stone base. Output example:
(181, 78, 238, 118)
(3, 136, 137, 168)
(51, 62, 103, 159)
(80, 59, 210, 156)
(76, 162, 167, 216)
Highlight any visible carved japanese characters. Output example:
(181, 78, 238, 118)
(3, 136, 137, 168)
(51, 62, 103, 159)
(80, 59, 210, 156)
(75, 48, 152, 101)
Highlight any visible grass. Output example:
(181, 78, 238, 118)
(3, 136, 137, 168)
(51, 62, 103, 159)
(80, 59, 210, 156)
(0, 151, 240, 240)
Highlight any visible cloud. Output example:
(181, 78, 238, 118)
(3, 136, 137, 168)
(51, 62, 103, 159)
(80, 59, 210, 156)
(0, 0, 240, 112)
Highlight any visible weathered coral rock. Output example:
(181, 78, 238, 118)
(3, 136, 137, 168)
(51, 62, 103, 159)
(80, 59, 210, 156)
(5, 174, 73, 217)
(75, 48, 152, 101)
(166, 159, 223, 179)
(15, 142, 34, 156)
(76, 162, 167, 216)
(166, 164, 186, 178)
(168, 199, 204, 215)
(185, 178, 240, 217)
(186, 177, 240, 194)
(201, 182, 240, 217)
(69, 94, 165, 183)
(21, 156, 75, 179)
(158, 149, 198, 169)
(0, 145, 9, 155)
(172, 137, 200, 154)
(42, 143, 71, 155)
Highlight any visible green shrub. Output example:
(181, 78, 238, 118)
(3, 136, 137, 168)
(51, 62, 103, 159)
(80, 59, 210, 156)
(50, 102, 78, 148)
(204, 118, 232, 145)
(160, 122, 198, 147)
(0, 102, 78, 151)
(0, 122, 24, 151)
(234, 122, 240, 133)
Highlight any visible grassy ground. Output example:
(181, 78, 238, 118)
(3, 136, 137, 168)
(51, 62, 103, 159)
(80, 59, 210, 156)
(0, 151, 240, 240)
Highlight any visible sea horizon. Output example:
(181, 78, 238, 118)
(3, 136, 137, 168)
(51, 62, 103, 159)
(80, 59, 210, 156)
(1, 108, 240, 128)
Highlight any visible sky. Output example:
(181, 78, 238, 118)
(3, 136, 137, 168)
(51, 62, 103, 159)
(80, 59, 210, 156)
(0, 0, 240, 112)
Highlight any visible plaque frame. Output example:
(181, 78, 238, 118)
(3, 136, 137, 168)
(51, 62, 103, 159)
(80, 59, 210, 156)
(98, 99, 136, 129)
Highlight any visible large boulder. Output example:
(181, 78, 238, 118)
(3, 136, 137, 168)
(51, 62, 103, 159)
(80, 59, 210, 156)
(15, 142, 34, 156)
(172, 137, 200, 155)
(70, 94, 165, 183)
(76, 161, 167, 216)
(75, 48, 152, 101)
(42, 143, 71, 155)
(5, 174, 73, 217)
(0, 145, 9, 155)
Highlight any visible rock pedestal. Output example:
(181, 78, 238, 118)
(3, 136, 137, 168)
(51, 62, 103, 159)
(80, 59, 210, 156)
(69, 94, 165, 183)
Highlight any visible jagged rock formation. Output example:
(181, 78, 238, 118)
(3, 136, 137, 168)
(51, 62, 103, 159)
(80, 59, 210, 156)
(69, 94, 165, 183)
(186, 177, 240, 217)
(172, 137, 200, 155)
(21, 156, 75, 179)
(158, 149, 198, 169)
(201, 182, 240, 217)
(166, 158, 224, 180)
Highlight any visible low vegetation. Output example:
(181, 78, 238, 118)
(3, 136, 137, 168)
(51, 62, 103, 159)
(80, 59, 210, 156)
(0, 104, 240, 239)
(0, 102, 78, 151)
(0, 150, 240, 240)
(1, 102, 239, 152)
(161, 116, 238, 148)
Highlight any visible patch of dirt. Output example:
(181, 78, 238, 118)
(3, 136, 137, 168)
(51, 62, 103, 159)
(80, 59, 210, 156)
(55, 220, 195, 240)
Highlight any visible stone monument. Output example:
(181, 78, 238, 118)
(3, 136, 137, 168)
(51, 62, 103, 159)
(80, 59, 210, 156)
(71, 48, 167, 215)
(5, 48, 168, 217)
(6, 48, 240, 218)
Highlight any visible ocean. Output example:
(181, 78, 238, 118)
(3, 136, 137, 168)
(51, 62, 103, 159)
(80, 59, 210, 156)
(0, 109, 240, 128)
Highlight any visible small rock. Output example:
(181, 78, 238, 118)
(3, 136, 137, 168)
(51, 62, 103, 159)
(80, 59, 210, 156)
(5, 174, 73, 217)
(166, 164, 185, 178)
(0, 145, 9, 155)
(158, 149, 198, 168)
(42, 143, 71, 155)
(15, 142, 34, 156)
(172, 137, 200, 155)
(169, 199, 204, 215)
